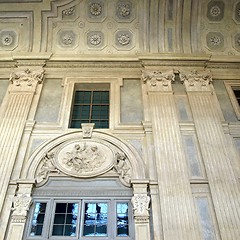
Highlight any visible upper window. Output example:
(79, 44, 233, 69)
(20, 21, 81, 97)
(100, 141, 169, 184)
(70, 84, 110, 129)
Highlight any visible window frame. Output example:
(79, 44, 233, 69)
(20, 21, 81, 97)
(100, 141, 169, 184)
(224, 80, 240, 120)
(26, 197, 134, 240)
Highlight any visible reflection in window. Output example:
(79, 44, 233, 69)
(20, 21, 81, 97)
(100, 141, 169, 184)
(117, 203, 129, 236)
(52, 202, 79, 236)
(83, 203, 108, 236)
(30, 202, 47, 236)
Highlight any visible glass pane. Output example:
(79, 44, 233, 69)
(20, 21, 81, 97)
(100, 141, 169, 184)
(55, 203, 67, 213)
(70, 120, 81, 128)
(30, 202, 47, 236)
(52, 203, 78, 237)
(64, 225, 77, 237)
(54, 214, 65, 224)
(52, 225, 64, 236)
(75, 91, 91, 104)
(83, 203, 108, 236)
(117, 203, 129, 237)
(93, 91, 109, 104)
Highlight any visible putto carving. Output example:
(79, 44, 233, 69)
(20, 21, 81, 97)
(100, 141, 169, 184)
(180, 70, 213, 91)
(36, 152, 59, 183)
(142, 70, 175, 91)
(131, 194, 150, 217)
(9, 68, 44, 89)
(63, 143, 105, 173)
(90, 2, 102, 16)
(56, 140, 114, 178)
(114, 152, 131, 185)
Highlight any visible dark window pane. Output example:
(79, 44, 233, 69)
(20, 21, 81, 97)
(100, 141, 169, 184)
(54, 214, 65, 224)
(52, 225, 64, 236)
(55, 203, 67, 213)
(96, 225, 107, 236)
(64, 225, 77, 236)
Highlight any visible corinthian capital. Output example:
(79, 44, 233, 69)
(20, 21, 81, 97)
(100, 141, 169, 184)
(9, 68, 45, 92)
(179, 70, 213, 92)
(142, 70, 175, 92)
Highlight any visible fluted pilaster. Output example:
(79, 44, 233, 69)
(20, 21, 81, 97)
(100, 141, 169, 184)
(181, 70, 240, 239)
(0, 68, 44, 215)
(143, 70, 202, 240)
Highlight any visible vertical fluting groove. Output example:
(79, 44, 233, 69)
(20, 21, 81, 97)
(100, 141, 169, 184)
(0, 93, 33, 213)
(149, 92, 201, 240)
(188, 93, 240, 239)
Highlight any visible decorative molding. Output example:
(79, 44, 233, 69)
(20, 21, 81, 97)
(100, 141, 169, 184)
(87, 31, 104, 48)
(114, 152, 131, 186)
(9, 68, 44, 92)
(58, 30, 77, 48)
(90, 2, 102, 16)
(142, 69, 175, 91)
(207, 0, 224, 21)
(179, 70, 213, 91)
(131, 193, 150, 217)
(115, 30, 133, 49)
(62, 6, 75, 18)
(11, 183, 34, 221)
(0, 29, 18, 50)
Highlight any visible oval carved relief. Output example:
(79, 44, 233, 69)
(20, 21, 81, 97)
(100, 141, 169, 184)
(54, 140, 114, 178)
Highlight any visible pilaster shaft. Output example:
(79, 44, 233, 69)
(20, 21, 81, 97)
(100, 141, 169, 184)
(143, 70, 202, 240)
(0, 68, 44, 215)
(181, 70, 240, 239)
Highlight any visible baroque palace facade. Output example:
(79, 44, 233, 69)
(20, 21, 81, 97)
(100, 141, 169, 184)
(0, 0, 240, 240)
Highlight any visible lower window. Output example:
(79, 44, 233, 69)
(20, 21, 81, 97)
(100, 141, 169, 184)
(27, 198, 132, 239)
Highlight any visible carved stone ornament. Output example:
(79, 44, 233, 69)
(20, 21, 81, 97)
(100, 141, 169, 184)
(81, 123, 94, 138)
(62, 6, 75, 17)
(87, 31, 104, 48)
(9, 68, 44, 91)
(179, 70, 213, 91)
(207, 0, 224, 21)
(131, 194, 150, 217)
(35, 152, 60, 183)
(58, 30, 77, 48)
(142, 70, 175, 91)
(0, 29, 18, 50)
(12, 194, 32, 217)
(90, 2, 102, 16)
(206, 32, 224, 50)
(55, 140, 114, 178)
(114, 152, 131, 186)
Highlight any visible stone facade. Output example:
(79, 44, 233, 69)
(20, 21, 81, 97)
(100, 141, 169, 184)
(0, 1, 240, 240)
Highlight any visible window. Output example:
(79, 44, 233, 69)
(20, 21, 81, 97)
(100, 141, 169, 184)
(27, 198, 132, 239)
(224, 81, 240, 120)
(70, 85, 110, 129)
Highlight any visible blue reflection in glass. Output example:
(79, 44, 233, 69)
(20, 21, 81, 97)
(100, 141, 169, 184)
(117, 203, 129, 236)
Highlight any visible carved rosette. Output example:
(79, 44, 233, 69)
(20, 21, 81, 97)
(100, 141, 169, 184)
(55, 140, 114, 178)
(131, 194, 150, 222)
(179, 70, 213, 92)
(9, 68, 44, 92)
(142, 70, 175, 91)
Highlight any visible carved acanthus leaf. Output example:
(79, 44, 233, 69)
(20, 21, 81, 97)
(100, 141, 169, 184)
(142, 70, 175, 90)
(9, 68, 45, 87)
(179, 70, 213, 91)
(114, 152, 131, 186)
